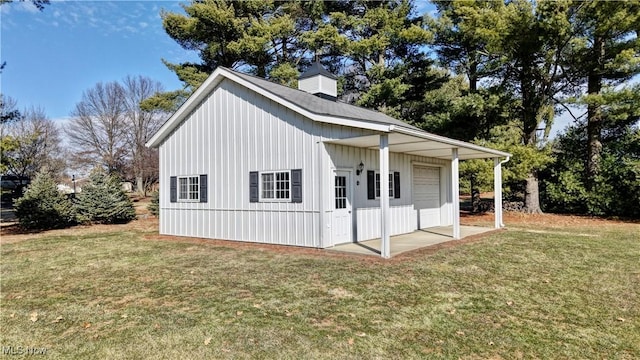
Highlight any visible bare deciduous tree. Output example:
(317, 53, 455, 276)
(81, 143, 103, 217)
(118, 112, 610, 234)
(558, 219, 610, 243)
(1, 106, 64, 191)
(66, 82, 128, 174)
(121, 75, 164, 195)
(1, 94, 21, 124)
(65, 77, 167, 195)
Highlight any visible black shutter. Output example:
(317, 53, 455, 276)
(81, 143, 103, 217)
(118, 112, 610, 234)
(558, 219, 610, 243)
(394, 171, 400, 199)
(170, 176, 177, 203)
(249, 171, 259, 203)
(291, 169, 302, 203)
(199, 174, 208, 203)
(367, 170, 375, 200)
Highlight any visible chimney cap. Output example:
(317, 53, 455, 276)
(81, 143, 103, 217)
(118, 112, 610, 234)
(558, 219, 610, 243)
(299, 62, 338, 80)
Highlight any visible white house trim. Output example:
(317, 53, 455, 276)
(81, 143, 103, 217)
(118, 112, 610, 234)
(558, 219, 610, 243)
(494, 156, 510, 229)
(451, 148, 460, 240)
(324, 132, 510, 161)
(379, 134, 390, 258)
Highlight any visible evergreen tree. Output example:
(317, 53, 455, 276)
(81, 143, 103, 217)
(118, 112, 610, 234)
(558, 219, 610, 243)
(491, 0, 574, 213)
(75, 170, 136, 224)
(144, 1, 332, 111)
(14, 172, 76, 230)
(318, 0, 433, 118)
(424, 0, 558, 210)
(148, 0, 437, 115)
(542, 85, 640, 218)
(428, 0, 506, 93)
(569, 0, 640, 190)
(147, 191, 159, 217)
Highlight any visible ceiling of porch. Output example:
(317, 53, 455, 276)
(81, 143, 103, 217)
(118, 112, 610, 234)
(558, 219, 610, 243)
(325, 132, 509, 160)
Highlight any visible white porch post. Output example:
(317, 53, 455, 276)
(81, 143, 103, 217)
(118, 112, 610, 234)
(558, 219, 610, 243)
(493, 157, 503, 228)
(380, 134, 390, 258)
(451, 148, 460, 239)
(317, 141, 327, 247)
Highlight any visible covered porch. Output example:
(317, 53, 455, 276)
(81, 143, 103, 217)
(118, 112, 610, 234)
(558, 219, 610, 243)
(327, 225, 496, 257)
(325, 127, 511, 258)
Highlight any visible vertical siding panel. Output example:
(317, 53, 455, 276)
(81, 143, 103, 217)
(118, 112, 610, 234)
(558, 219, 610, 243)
(226, 86, 232, 234)
(159, 77, 401, 247)
(248, 91, 255, 241)
(233, 88, 241, 239)
(206, 94, 212, 239)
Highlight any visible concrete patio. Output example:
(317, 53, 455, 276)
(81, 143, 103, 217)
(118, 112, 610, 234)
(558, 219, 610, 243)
(327, 225, 496, 257)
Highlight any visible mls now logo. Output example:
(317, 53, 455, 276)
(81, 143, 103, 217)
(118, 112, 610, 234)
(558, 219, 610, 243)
(2, 346, 48, 355)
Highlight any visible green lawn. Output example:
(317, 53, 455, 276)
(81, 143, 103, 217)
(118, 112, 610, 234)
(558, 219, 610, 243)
(1, 222, 639, 359)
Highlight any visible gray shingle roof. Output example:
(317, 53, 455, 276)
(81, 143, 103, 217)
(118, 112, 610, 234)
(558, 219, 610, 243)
(299, 62, 338, 80)
(225, 68, 420, 130)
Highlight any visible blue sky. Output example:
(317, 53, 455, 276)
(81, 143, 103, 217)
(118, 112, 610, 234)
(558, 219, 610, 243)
(1, 0, 198, 120)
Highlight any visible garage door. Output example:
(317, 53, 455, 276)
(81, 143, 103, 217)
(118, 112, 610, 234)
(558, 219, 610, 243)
(413, 166, 441, 228)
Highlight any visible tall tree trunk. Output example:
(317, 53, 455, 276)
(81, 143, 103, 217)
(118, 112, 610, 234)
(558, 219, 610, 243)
(136, 175, 144, 195)
(521, 69, 543, 214)
(468, 53, 478, 93)
(586, 35, 604, 191)
(525, 174, 542, 214)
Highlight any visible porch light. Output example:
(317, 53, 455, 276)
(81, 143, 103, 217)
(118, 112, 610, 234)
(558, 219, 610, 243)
(356, 161, 364, 176)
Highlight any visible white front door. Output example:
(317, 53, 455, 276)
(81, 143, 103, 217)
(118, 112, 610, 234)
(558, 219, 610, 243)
(413, 166, 441, 228)
(332, 171, 353, 245)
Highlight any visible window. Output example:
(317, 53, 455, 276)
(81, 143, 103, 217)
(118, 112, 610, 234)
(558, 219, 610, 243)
(261, 171, 290, 200)
(178, 176, 199, 201)
(335, 175, 347, 209)
(375, 172, 394, 198)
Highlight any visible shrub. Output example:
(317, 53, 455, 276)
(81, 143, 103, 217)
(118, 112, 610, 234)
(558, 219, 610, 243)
(75, 170, 136, 224)
(14, 172, 76, 230)
(541, 124, 640, 218)
(148, 191, 159, 217)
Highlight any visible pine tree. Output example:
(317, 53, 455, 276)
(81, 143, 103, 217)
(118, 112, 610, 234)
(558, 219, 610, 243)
(569, 0, 640, 190)
(489, 0, 573, 213)
(14, 172, 76, 230)
(319, 0, 433, 118)
(147, 191, 159, 217)
(143, 0, 329, 111)
(75, 169, 136, 224)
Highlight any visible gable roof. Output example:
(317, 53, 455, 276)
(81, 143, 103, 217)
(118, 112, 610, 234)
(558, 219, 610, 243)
(146, 66, 420, 148)
(145, 67, 510, 160)
(230, 69, 417, 130)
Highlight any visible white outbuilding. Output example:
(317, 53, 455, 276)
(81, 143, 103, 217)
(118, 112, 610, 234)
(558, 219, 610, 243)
(146, 63, 510, 258)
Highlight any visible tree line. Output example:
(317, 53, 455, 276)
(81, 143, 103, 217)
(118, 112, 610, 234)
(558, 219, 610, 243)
(2, 0, 638, 218)
(1, 76, 166, 196)
(144, 0, 638, 217)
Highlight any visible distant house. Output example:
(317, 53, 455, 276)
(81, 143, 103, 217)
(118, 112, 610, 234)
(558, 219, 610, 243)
(57, 177, 88, 194)
(146, 63, 510, 258)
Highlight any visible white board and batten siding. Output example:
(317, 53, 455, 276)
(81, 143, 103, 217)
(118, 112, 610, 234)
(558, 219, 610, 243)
(325, 144, 452, 242)
(159, 78, 369, 247)
(159, 77, 456, 248)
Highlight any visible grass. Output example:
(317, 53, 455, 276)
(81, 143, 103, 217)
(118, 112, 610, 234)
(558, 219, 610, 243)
(1, 222, 639, 359)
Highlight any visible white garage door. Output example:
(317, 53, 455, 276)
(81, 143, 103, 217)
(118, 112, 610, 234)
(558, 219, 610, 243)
(413, 166, 441, 228)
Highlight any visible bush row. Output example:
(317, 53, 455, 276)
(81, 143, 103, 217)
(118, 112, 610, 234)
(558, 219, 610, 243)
(15, 170, 137, 230)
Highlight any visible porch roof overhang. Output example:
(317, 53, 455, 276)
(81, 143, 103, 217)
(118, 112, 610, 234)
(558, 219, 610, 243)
(324, 126, 511, 160)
